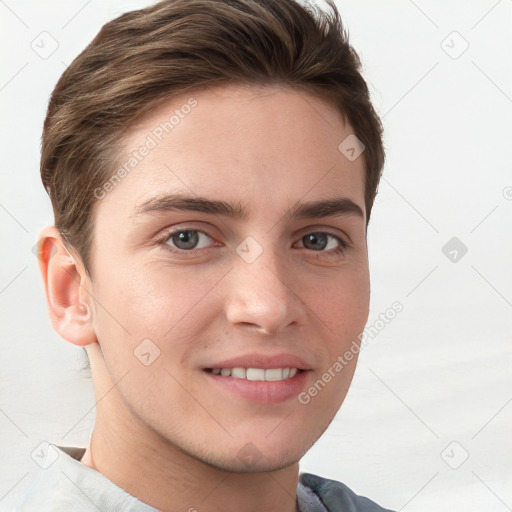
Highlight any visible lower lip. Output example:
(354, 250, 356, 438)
(203, 370, 310, 404)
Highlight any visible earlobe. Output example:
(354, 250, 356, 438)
(37, 226, 96, 347)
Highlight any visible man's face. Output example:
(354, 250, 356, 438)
(87, 84, 369, 471)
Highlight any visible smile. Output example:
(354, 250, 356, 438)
(206, 367, 300, 381)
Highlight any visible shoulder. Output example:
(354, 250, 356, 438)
(13, 445, 158, 512)
(299, 472, 396, 512)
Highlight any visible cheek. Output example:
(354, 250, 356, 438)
(308, 262, 370, 347)
(90, 260, 221, 355)
(303, 268, 369, 407)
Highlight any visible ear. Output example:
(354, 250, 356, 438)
(37, 226, 96, 347)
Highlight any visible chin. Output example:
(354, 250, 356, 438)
(206, 449, 302, 474)
(195, 436, 310, 474)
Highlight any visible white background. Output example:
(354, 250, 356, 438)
(1, 1, 511, 511)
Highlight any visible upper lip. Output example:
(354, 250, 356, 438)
(204, 353, 311, 371)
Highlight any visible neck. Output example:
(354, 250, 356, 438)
(80, 346, 300, 512)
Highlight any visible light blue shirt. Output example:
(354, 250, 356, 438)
(13, 445, 394, 511)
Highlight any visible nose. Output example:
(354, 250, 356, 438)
(224, 244, 306, 336)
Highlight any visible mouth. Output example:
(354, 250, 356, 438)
(203, 366, 311, 404)
(201, 353, 312, 403)
(204, 367, 303, 381)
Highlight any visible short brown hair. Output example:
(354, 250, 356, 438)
(41, 0, 384, 276)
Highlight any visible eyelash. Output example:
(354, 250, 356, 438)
(156, 228, 349, 257)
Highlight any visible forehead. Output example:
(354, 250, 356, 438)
(100, 83, 366, 220)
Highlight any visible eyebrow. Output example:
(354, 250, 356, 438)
(134, 194, 364, 220)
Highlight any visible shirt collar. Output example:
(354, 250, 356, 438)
(20, 444, 329, 512)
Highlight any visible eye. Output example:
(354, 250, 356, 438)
(296, 232, 346, 253)
(164, 229, 214, 251)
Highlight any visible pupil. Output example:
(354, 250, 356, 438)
(304, 233, 327, 250)
(174, 230, 198, 250)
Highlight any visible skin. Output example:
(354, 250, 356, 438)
(38, 83, 370, 512)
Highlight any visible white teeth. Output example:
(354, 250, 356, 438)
(246, 368, 266, 381)
(231, 367, 246, 379)
(265, 368, 283, 381)
(210, 367, 300, 381)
